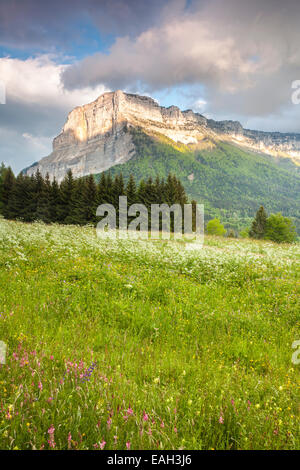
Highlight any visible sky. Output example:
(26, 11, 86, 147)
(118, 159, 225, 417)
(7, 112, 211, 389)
(1, 0, 300, 173)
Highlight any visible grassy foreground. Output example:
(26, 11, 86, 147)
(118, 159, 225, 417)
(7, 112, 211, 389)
(0, 218, 299, 450)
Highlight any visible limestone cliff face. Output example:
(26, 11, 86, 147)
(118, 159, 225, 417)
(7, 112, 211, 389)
(25, 90, 300, 181)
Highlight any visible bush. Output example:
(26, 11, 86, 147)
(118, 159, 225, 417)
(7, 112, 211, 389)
(206, 218, 226, 236)
(265, 213, 297, 243)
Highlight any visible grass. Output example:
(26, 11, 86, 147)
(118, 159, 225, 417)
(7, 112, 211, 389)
(0, 218, 299, 450)
(97, 128, 300, 234)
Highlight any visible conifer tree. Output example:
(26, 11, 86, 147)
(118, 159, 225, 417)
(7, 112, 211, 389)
(58, 170, 76, 223)
(7, 173, 35, 221)
(49, 177, 60, 223)
(105, 173, 114, 205)
(249, 206, 268, 239)
(1, 167, 16, 219)
(35, 170, 51, 223)
(126, 174, 137, 206)
(66, 178, 87, 225)
(84, 174, 98, 223)
(97, 173, 107, 206)
(0, 162, 7, 214)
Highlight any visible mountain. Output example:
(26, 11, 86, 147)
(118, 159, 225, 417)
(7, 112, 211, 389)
(24, 90, 300, 232)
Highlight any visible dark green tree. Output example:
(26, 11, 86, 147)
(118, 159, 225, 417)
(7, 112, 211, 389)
(35, 170, 51, 223)
(49, 178, 60, 223)
(58, 170, 76, 223)
(1, 167, 16, 219)
(84, 174, 98, 223)
(126, 174, 137, 206)
(249, 206, 268, 239)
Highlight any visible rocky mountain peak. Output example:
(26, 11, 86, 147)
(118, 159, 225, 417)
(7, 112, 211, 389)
(25, 90, 300, 182)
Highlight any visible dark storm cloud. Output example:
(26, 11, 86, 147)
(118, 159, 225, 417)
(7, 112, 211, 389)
(0, 0, 173, 50)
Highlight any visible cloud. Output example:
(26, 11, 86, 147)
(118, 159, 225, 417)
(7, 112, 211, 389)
(0, 54, 108, 172)
(0, 0, 175, 50)
(62, 0, 300, 126)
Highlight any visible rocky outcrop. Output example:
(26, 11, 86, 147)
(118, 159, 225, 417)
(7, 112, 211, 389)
(25, 90, 300, 181)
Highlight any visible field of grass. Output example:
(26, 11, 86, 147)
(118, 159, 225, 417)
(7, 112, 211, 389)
(0, 218, 299, 450)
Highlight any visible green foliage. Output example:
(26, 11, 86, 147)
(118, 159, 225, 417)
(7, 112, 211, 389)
(249, 206, 268, 239)
(264, 213, 297, 243)
(95, 128, 300, 234)
(206, 218, 226, 236)
(239, 228, 249, 238)
(0, 168, 190, 231)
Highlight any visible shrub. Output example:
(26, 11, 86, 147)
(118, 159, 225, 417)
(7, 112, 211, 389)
(265, 213, 297, 243)
(206, 218, 226, 236)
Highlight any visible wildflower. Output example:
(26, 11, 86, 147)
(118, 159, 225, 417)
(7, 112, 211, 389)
(38, 381, 43, 391)
(67, 432, 72, 450)
(126, 441, 131, 450)
(127, 406, 133, 416)
(50, 355, 54, 360)
(48, 425, 56, 449)
(107, 417, 112, 429)
(218, 415, 224, 424)
(100, 440, 106, 450)
(153, 377, 159, 384)
(143, 411, 149, 422)
(174, 427, 178, 433)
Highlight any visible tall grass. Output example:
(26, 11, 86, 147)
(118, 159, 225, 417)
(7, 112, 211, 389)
(0, 219, 299, 450)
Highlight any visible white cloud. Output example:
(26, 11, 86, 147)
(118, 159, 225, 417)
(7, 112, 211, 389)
(0, 55, 109, 172)
(0, 55, 107, 109)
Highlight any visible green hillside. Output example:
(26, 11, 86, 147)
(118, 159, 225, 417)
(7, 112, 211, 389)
(96, 128, 300, 233)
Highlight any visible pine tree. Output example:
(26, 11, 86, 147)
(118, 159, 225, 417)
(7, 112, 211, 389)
(126, 174, 137, 206)
(0, 162, 7, 214)
(105, 173, 114, 205)
(58, 170, 76, 223)
(49, 178, 60, 223)
(97, 173, 107, 206)
(1, 167, 16, 219)
(249, 206, 268, 239)
(7, 173, 35, 221)
(84, 174, 98, 223)
(66, 178, 87, 225)
(35, 170, 51, 223)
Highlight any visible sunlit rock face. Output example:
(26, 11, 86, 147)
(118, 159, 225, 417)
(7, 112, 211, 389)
(25, 90, 300, 181)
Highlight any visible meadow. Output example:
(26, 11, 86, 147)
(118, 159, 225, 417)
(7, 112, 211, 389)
(0, 218, 299, 450)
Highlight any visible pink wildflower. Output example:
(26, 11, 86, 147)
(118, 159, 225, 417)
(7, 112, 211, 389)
(100, 440, 106, 450)
(48, 425, 56, 448)
(219, 415, 224, 424)
(126, 441, 131, 450)
(107, 417, 112, 429)
(38, 381, 43, 391)
(143, 411, 149, 422)
(67, 432, 72, 450)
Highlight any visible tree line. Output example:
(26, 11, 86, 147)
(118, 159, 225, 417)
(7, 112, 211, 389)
(0, 164, 191, 227)
(205, 206, 297, 243)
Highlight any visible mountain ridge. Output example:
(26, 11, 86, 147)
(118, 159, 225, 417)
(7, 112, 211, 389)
(24, 90, 300, 182)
